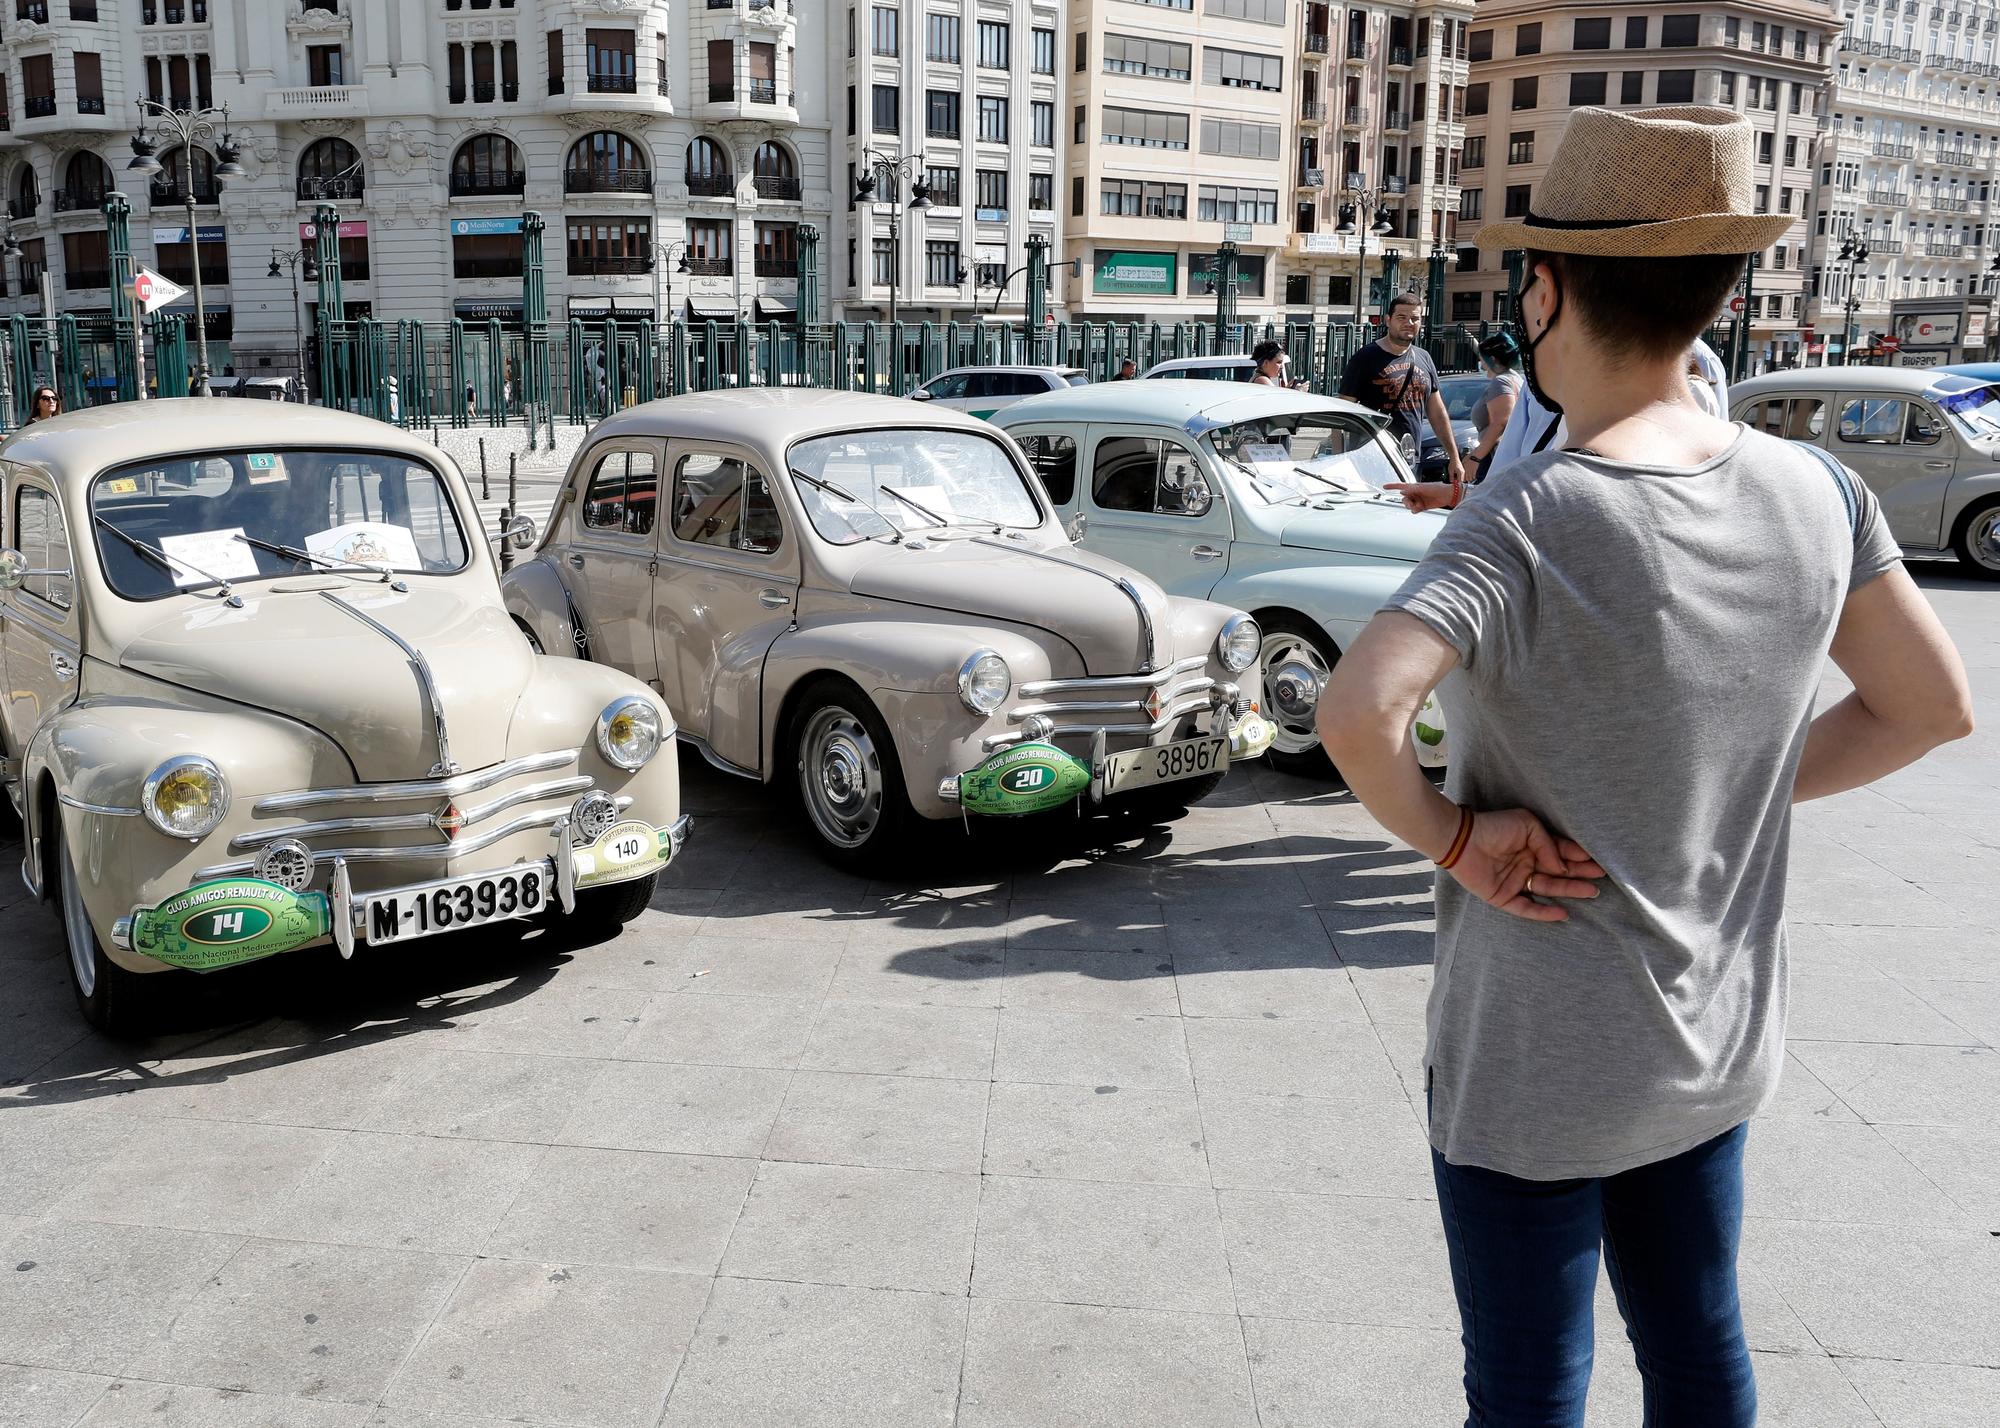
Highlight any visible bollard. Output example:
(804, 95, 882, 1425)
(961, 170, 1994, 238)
(498, 505, 513, 573)
(478, 438, 490, 500)
(508, 452, 518, 529)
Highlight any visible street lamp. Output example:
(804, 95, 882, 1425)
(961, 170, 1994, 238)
(1425, 235, 1455, 343)
(0, 224, 17, 425)
(127, 98, 245, 394)
(654, 239, 689, 325)
(1336, 188, 1398, 328)
(267, 236, 319, 400)
(849, 149, 931, 327)
(1837, 236, 1871, 367)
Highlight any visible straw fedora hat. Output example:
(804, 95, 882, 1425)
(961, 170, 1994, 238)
(1474, 105, 1795, 257)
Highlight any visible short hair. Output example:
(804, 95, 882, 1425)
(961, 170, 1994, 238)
(1526, 249, 1747, 362)
(1386, 291, 1424, 318)
(1251, 339, 1285, 364)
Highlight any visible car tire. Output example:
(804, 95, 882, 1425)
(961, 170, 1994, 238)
(1256, 613, 1338, 778)
(789, 678, 914, 873)
(1950, 497, 2000, 581)
(59, 834, 156, 1038)
(571, 871, 658, 931)
(1104, 769, 1228, 824)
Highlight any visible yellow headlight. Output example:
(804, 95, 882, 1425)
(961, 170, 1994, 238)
(143, 756, 231, 840)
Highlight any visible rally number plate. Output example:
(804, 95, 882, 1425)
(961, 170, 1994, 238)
(362, 862, 551, 946)
(1104, 735, 1228, 794)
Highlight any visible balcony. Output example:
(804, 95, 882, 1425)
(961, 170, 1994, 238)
(684, 256, 730, 276)
(1384, 110, 1410, 131)
(1922, 195, 1972, 211)
(52, 188, 107, 213)
(587, 71, 638, 95)
(1864, 189, 1909, 206)
(1872, 141, 1915, 159)
(450, 170, 526, 197)
(6, 196, 35, 220)
(686, 172, 735, 197)
(1342, 105, 1368, 129)
(753, 174, 801, 200)
(23, 95, 57, 120)
(297, 175, 364, 201)
(1297, 166, 1326, 187)
(1300, 99, 1326, 121)
(264, 85, 370, 118)
(753, 257, 797, 277)
(17, 1, 47, 20)
(1927, 239, 1966, 256)
(1932, 148, 1981, 166)
(149, 179, 218, 207)
(748, 78, 778, 104)
(707, 83, 734, 102)
(1305, 33, 1330, 54)
(1865, 238, 1904, 254)
(1346, 39, 1368, 61)
(568, 255, 652, 277)
(1342, 170, 1366, 190)
(1389, 47, 1412, 67)
(77, 96, 106, 116)
(564, 166, 654, 194)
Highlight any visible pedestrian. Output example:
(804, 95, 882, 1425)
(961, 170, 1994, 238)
(1113, 358, 1137, 381)
(1463, 331, 1523, 482)
(1249, 340, 1288, 386)
(22, 385, 60, 425)
(1339, 292, 1465, 492)
(1315, 106, 1973, 1428)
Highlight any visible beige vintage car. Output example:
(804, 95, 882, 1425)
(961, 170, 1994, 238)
(0, 402, 687, 1034)
(502, 391, 1271, 868)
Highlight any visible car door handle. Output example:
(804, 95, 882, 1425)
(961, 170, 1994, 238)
(566, 553, 585, 569)
(49, 652, 76, 683)
(1925, 460, 1952, 468)
(1192, 545, 1224, 561)
(758, 588, 789, 608)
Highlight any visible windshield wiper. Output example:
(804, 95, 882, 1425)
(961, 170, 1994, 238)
(879, 485, 1002, 535)
(94, 514, 243, 608)
(789, 468, 904, 540)
(232, 532, 406, 590)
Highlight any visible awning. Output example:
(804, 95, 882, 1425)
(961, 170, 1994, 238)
(687, 293, 738, 321)
(567, 298, 613, 318)
(755, 296, 796, 321)
(614, 297, 655, 319)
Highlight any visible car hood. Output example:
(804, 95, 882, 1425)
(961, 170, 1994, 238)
(117, 578, 533, 781)
(1278, 500, 1444, 563)
(845, 537, 1172, 675)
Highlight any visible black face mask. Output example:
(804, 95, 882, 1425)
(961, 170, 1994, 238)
(1511, 271, 1564, 417)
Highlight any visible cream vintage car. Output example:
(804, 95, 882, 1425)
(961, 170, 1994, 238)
(0, 403, 687, 1034)
(502, 390, 1272, 868)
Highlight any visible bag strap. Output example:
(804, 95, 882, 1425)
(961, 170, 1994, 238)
(1794, 441, 1864, 539)
(1530, 412, 1562, 454)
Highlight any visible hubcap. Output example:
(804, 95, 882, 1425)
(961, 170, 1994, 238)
(58, 840, 97, 999)
(798, 708, 883, 850)
(1259, 632, 1332, 755)
(1970, 508, 2000, 572)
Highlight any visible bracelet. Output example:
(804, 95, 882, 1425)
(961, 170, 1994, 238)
(1436, 804, 1475, 870)
(1447, 476, 1465, 510)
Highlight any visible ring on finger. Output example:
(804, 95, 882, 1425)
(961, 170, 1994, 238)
(1525, 874, 1537, 897)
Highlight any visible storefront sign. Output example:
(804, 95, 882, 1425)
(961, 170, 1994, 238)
(1894, 311, 1961, 345)
(1298, 233, 1351, 255)
(454, 299, 525, 321)
(450, 217, 524, 237)
(1092, 250, 1177, 296)
(151, 226, 227, 245)
(301, 220, 368, 240)
(1222, 222, 1253, 243)
(1191, 252, 1268, 298)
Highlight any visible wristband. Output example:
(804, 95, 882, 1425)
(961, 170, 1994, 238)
(1436, 804, 1475, 870)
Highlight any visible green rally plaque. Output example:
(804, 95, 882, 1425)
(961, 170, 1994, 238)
(130, 878, 333, 971)
(956, 742, 1092, 816)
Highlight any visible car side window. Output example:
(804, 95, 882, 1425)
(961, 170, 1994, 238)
(998, 374, 1042, 397)
(1839, 397, 1907, 445)
(1745, 397, 1827, 441)
(672, 452, 784, 555)
(1904, 402, 1943, 445)
(15, 485, 72, 610)
(580, 448, 658, 537)
(1016, 434, 1079, 504)
(1092, 436, 1213, 517)
(926, 374, 969, 400)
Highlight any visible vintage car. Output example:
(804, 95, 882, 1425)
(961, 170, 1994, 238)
(992, 384, 1449, 776)
(0, 402, 687, 1034)
(502, 390, 1272, 868)
(1735, 366, 2000, 578)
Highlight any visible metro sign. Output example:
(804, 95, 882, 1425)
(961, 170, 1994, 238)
(132, 267, 188, 315)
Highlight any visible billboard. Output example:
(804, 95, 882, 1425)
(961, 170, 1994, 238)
(1092, 250, 1177, 296)
(151, 226, 227, 244)
(1893, 311, 1960, 346)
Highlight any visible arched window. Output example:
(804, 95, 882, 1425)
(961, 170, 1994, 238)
(151, 147, 216, 206)
(56, 153, 114, 213)
(686, 136, 732, 197)
(10, 165, 39, 220)
(450, 134, 524, 197)
(752, 141, 798, 199)
(565, 131, 651, 193)
(298, 137, 364, 200)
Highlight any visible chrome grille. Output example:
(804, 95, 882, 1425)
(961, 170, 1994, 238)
(986, 656, 1223, 751)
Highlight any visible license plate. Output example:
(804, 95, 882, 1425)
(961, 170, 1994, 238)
(362, 862, 551, 946)
(1104, 735, 1228, 794)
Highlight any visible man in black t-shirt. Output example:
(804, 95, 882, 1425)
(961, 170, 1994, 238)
(1339, 293, 1465, 486)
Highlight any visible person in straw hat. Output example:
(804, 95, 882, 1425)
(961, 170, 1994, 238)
(1315, 106, 1973, 1425)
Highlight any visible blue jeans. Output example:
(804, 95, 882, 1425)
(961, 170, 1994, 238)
(1430, 1122, 1756, 1428)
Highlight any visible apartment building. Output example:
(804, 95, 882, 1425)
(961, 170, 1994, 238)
(1447, 2, 1839, 370)
(833, 1, 1063, 323)
(0, 0, 835, 370)
(1808, 0, 2000, 360)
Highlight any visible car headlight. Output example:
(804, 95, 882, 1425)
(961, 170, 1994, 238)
(1218, 614, 1261, 673)
(596, 696, 663, 771)
(957, 649, 1011, 716)
(143, 755, 230, 841)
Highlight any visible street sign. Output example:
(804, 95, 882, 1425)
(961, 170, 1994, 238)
(1223, 223, 1253, 243)
(133, 267, 188, 315)
(1728, 295, 1746, 314)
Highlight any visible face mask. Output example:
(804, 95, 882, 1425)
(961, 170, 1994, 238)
(1511, 271, 1564, 417)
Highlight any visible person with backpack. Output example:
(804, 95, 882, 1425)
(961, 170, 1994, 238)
(1315, 105, 1974, 1426)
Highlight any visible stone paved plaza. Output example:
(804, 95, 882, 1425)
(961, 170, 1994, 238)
(0, 570, 1995, 1428)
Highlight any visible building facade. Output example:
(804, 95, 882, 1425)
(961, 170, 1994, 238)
(1446, 1, 1839, 371)
(1807, 0, 2000, 362)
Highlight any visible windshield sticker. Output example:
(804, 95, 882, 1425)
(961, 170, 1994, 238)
(106, 477, 139, 496)
(307, 522, 423, 570)
(245, 454, 288, 485)
(159, 528, 260, 586)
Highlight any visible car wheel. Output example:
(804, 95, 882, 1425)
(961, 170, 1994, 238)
(571, 871, 657, 931)
(791, 680, 914, 872)
(1257, 615, 1338, 778)
(59, 834, 154, 1037)
(1950, 497, 2000, 581)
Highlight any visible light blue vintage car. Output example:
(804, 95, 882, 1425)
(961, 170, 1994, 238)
(993, 385, 1447, 775)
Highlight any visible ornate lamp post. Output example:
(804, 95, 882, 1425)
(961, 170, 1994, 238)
(654, 239, 689, 324)
(849, 149, 931, 327)
(267, 236, 319, 398)
(1837, 236, 1871, 367)
(126, 99, 245, 394)
(1336, 188, 1398, 328)
(0, 224, 18, 425)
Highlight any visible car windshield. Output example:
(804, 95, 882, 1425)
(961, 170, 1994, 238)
(1931, 382, 2000, 439)
(787, 429, 1045, 544)
(1205, 413, 1404, 503)
(89, 448, 470, 601)
(1438, 377, 1486, 422)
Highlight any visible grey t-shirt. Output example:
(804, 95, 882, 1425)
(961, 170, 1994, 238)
(1384, 427, 1903, 1180)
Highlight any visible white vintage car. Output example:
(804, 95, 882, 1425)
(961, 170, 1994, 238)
(993, 384, 1449, 775)
(0, 402, 686, 1033)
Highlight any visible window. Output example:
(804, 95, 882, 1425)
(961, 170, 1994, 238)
(1197, 184, 1279, 224)
(1199, 117, 1281, 160)
(871, 238, 894, 286)
(1839, 397, 1938, 447)
(1741, 397, 1825, 441)
(686, 216, 729, 270)
(708, 38, 734, 100)
(754, 222, 797, 275)
(926, 88, 960, 138)
(1621, 71, 1643, 104)
(453, 228, 523, 278)
(1717, 72, 1735, 104)
(1033, 27, 1055, 73)
(1511, 76, 1537, 110)
(1574, 17, 1610, 49)
(1029, 173, 1053, 210)
(1757, 132, 1773, 164)
(872, 5, 898, 56)
(1660, 14, 1699, 47)
(73, 51, 104, 112)
(976, 168, 1007, 215)
(308, 44, 345, 86)
(1784, 137, 1797, 167)
(1466, 83, 1489, 116)
(1626, 16, 1648, 47)
(585, 28, 636, 91)
(978, 95, 1008, 142)
(1205, 0, 1285, 21)
(926, 239, 961, 287)
(1075, 29, 1086, 71)
(1452, 291, 1482, 321)
(1032, 101, 1054, 147)
(1072, 174, 1084, 216)
(671, 453, 783, 555)
(1725, 16, 1739, 44)
(1015, 435, 1077, 505)
(978, 20, 1010, 70)
(154, 229, 229, 287)
(1468, 29, 1493, 61)
(927, 13, 960, 62)
(565, 217, 653, 276)
(1101, 178, 1189, 218)
(1104, 32, 1191, 79)
(872, 83, 899, 134)
(1656, 69, 1695, 104)
(1103, 106, 1189, 149)
(14, 486, 70, 610)
(1507, 131, 1534, 165)
(1203, 47, 1282, 90)
(1462, 136, 1484, 168)
(581, 449, 659, 537)
(1515, 22, 1541, 56)
(1504, 184, 1530, 217)
(1458, 187, 1483, 220)
(926, 165, 960, 206)
(1091, 438, 1212, 518)
(1570, 72, 1606, 106)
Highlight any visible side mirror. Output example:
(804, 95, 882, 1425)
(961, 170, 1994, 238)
(0, 548, 66, 591)
(907, 388, 933, 401)
(491, 515, 536, 550)
(1183, 482, 1214, 517)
